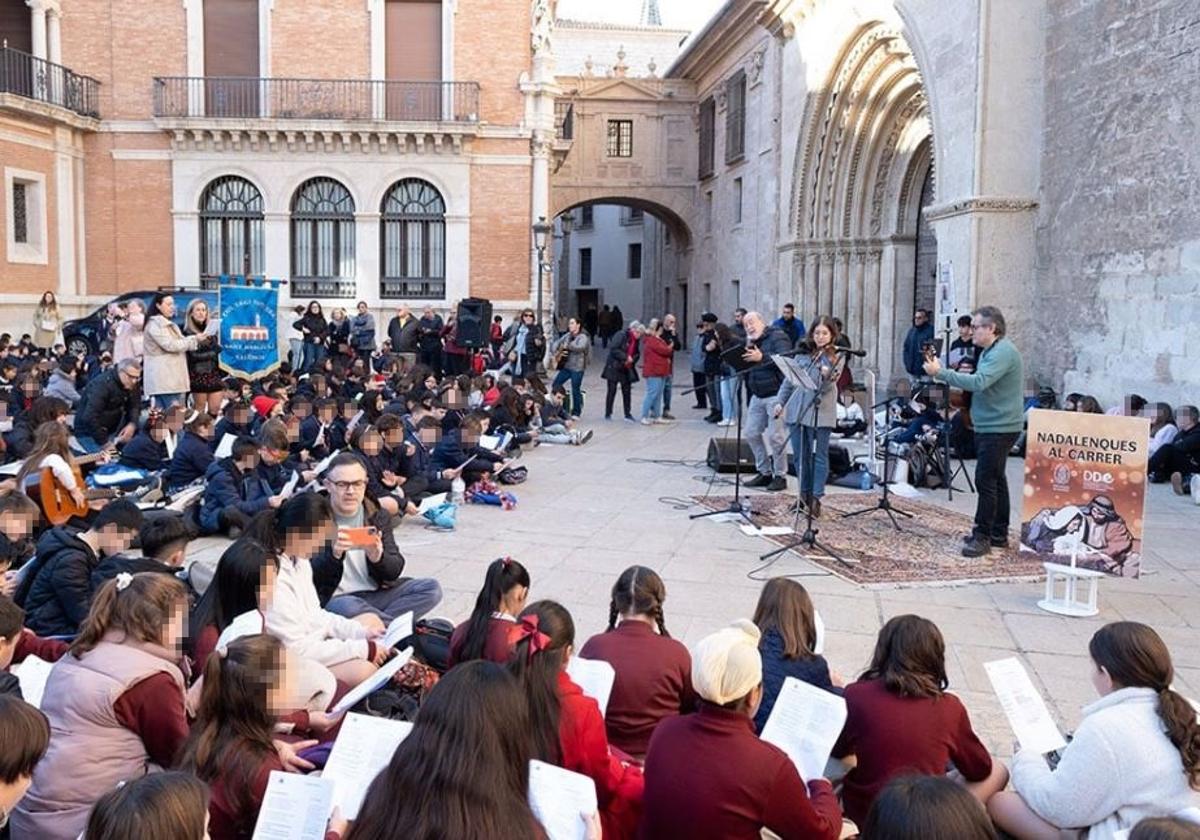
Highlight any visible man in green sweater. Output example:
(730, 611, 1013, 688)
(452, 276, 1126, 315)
(924, 306, 1024, 557)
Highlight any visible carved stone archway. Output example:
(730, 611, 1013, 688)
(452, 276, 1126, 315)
(786, 21, 933, 383)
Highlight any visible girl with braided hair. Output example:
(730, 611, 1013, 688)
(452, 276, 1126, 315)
(579, 566, 695, 760)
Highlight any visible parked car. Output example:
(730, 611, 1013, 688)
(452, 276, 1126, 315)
(62, 287, 218, 358)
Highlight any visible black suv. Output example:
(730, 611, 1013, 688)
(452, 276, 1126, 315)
(62, 288, 219, 357)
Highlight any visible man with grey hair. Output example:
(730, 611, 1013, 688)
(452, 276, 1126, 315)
(740, 311, 793, 492)
(925, 305, 1024, 557)
(74, 357, 143, 452)
(603, 320, 645, 421)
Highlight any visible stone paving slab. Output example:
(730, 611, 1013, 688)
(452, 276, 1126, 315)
(181, 366, 1200, 756)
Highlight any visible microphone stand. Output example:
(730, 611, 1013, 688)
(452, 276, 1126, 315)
(686, 362, 756, 526)
(760, 348, 854, 566)
(939, 318, 975, 499)
(841, 416, 913, 531)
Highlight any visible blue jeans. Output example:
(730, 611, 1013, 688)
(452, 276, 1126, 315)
(304, 342, 326, 374)
(551, 368, 585, 416)
(720, 376, 736, 421)
(641, 376, 667, 419)
(153, 392, 186, 409)
(791, 425, 833, 497)
(73, 434, 105, 454)
(324, 578, 444, 623)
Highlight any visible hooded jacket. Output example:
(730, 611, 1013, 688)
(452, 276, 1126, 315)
(118, 430, 168, 471)
(17, 527, 101, 637)
(44, 369, 81, 405)
(198, 457, 273, 533)
(166, 430, 215, 489)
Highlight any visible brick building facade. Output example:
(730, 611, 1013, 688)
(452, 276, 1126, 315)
(1, 0, 552, 339)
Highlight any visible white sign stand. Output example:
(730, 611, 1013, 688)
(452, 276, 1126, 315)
(1037, 546, 1103, 617)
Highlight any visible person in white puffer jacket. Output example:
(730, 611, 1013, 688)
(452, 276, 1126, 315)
(989, 622, 1200, 839)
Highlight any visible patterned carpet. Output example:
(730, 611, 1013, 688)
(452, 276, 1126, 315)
(697, 492, 1046, 587)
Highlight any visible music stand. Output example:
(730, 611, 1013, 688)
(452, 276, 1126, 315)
(759, 352, 854, 566)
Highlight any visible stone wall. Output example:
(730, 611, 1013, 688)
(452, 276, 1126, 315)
(1036, 0, 1200, 406)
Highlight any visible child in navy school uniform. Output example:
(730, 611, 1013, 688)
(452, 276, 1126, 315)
(118, 412, 170, 471)
(166, 411, 216, 491)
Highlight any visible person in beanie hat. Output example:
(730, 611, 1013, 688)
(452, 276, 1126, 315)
(639, 619, 842, 840)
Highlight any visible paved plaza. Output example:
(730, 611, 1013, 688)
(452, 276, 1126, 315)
(184, 364, 1200, 759)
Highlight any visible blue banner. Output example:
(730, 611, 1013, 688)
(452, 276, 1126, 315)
(218, 279, 280, 380)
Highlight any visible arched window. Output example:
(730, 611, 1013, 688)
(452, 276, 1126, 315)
(380, 178, 445, 299)
(200, 175, 264, 287)
(291, 177, 356, 297)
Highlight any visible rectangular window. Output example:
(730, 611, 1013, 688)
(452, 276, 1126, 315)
(733, 177, 743, 224)
(12, 183, 27, 244)
(606, 119, 633, 157)
(698, 97, 715, 179)
(579, 248, 592, 286)
(628, 243, 642, 279)
(5, 169, 47, 265)
(705, 190, 713, 233)
(621, 206, 643, 226)
(732, 279, 741, 308)
(725, 70, 746, 164)
(203, 0, 260, 118)
(579, 205, 593, 228)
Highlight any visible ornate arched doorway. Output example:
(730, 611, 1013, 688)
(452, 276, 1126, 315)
(788, 21, 934, 382)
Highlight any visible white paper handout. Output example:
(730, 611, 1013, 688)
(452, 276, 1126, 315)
(280, 469, 301, 499)
(379, 611, 414, 651)
(739, 524, 793, 537)
(759, 676, 847, 783)
(983, 657, 1067, 754)
(528, 759, 599, 840)
(14, 655, 54, 708)
(566, 656, 616, 717)
(251, 771, 335, 840)
(417, 492, 448, 515)
(322, 713, 413, 818)
(214, 432, 238, 458)
(331, 647, 414, 714)
(309, 448, 341, 478)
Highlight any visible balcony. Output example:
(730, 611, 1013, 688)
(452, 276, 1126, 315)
(153, 76, 481, 155)
(0, 46, 100, 125)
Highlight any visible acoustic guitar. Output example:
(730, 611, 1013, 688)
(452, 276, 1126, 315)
(924, 345, 973, 430)
(26, 449, 121, 526)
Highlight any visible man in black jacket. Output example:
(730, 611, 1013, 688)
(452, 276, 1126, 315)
(15, 499, 143, 637)
(416, 305, 445, 375)
(386, 305, 420, 368)
(312, 454, 442, 626)
(740, 311, 793, 492)
(73, 358, 141, 452)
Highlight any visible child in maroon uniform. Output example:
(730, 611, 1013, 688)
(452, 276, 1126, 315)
(448, 557, 529, 667)
(579, 566, 695, 759)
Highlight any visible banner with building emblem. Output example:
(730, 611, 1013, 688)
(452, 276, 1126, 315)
(218, 279, 280, 380)
(1019, 408, 1150, 578)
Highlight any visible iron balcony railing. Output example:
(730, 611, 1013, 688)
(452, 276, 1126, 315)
(153, 77, 480, 123)
(0, 46, 100, 118)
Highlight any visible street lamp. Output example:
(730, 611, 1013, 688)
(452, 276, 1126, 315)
(532, 215, 553, 328)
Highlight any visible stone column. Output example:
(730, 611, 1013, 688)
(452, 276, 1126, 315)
(357, 212, 381, 306)
(27, 0, 48, 60)
(263, 212, 290, 291)
(46, 9, 60, 65)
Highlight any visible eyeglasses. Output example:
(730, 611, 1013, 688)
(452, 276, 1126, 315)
(970, 323, 991, 331)
(327, 479, 367, 492)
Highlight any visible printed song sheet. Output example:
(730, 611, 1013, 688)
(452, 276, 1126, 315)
(214, 433, 238, 458)
(566, 657, 616, 716)
(759, 676, 847, 783)
(331, 647, 413, 714)
(379, 611, 414, 650)
(14, 655, 54, 708)
(528, 759, 598, 840)
(983, 657, 1067, 754)
(251, 772, 334, 840)
(323, 713, 413, 818)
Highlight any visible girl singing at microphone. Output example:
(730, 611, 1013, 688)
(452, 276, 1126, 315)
(774, 317, 845, 518)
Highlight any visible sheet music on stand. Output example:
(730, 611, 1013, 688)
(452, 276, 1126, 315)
(772, 355, 818, 390)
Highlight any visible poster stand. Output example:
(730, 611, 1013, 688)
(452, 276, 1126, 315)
(1038, 548, 1104, 617)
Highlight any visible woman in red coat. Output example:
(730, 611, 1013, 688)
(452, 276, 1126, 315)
(639, 321, 674, 424)
(510, 600, 644, 839)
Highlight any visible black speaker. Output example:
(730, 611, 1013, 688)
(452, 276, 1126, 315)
(707, 438, 755, 473)
(455, 297, 492, 349)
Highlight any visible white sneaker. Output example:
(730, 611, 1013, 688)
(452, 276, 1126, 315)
(654, 417, 672, 424)
(1191, 474, 1200, 505)
(640, 418, 654, 426)
(717, 419, 735, 427)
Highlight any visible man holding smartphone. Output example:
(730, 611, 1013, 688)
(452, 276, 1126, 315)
(311, 454, 443, 627)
